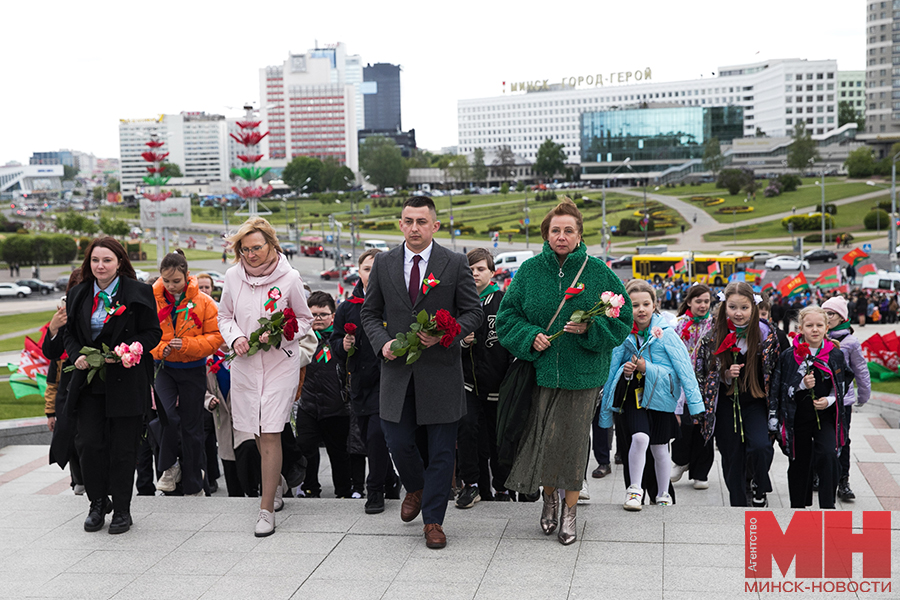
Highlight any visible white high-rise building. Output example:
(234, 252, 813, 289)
(259, 43, 362, 172)
(118, 112, 229, 197)
(458, 58, 840, 165)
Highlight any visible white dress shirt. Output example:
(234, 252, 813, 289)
(403, 241, 433, 291)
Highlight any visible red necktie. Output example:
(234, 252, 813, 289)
(409, 255, 421, 305)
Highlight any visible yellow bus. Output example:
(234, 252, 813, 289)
(632, 255, 754, 286)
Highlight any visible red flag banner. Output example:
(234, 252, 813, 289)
(836, 284, 849, 294)
(707, 261, 721, 275)
(842, 247, 869, 266)
(675, 259, 687, 273)
(778, 272, 810, 297)
(857, 263, 878, 275)
(667, 266, 675, 278)
(862, 333, 900, 371)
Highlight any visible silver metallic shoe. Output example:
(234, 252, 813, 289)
(558, 501, 577, 545)
(540, 490, 559, 535)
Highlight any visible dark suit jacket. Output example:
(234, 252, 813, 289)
(63, 276, 162, 419)
(361, 241, 482, 425)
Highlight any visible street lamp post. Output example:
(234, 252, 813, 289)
(810, 157, 827, 250)
(891, 151, 900, 258)
(603, 157, 631, 261)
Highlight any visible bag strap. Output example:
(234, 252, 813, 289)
(547, 255, 590, 330)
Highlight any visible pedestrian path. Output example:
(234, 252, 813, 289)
(0, 402, 898, 599)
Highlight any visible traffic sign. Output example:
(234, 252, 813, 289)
(326, 235, 334, 243)
(454, 229, 461, 236)
(524, 218, 530, 225)
(863, 243, 872, 253)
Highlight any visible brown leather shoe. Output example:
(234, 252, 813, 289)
(400, 489, 423, 522)
(423, 523, 446, 549)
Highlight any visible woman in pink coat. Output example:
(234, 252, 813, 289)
(218, 217, 313, 537)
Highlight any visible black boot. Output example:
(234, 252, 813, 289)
(108, 511, 133, 534)
(84, 497, 112, 532)
(838, 477, 856, 501)
(812, 473, 819, 492)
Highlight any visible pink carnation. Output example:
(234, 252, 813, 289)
(114, 343, 130, 358)
(120, 353, 136, 368)
(651, 326, 664, 339)
(129, 342, 143, 356)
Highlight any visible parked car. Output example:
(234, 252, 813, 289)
(281, 242, 298, 255)
(320, 267, 351, 281)
(16, 279, 55, 295)
(134, 269, 150, 282)
(199, 270, 226, 289)
(803, 249, 839, 263)
(0, 283, 32, 298)
(54, 275, 71, 291)
(608, 255, 634, 269)
(750, 250, 776, 263)
(719, 251, 748, 257)
(764, 255, 809, 271)
(343, 267, 361, 286)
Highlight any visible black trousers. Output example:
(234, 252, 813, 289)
(153, 365, 207, 495)
(358, 413, 397, 494)
(221, 459, 245, 497)
(457, 391, 509, 495)
(135, 422, 156, 495)
(671, 414, 714, 482)
(839, 404, 852, 480)
(74, 392, 143, 513)
(295, 410, 352, 497)
(591, 403, 612, 467)
(714, 396, 773, 507)
(233, 440, 261, 497)
(789, 409, 840, 509)
(203, 410, 220, 484)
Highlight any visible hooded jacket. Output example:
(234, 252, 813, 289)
(299, 325, 348, 420)
(151, 276, 223, 364)
(829, 328, 871, 406)
(497, 241, 631, 391)
(462, 287, 512, 400)
(599, 312, 705, 428)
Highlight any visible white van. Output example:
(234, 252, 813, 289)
(493, 250, 534, 271)
(364, 239, 390, 251)
(861, 271, 900, 293)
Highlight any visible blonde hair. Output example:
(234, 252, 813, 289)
(227, 217, 283, 264)
(625, 279, 659, 312)
(798, 306, 828, 328)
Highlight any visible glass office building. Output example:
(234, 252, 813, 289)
(580, 106, 743, 174)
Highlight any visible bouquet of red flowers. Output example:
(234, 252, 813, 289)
(389, 309, 461, 365)
(222, 307, 299, 361)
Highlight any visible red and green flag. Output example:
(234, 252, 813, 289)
(675, 259, 687, 273)
(707, 262, 721, 276)
(857, 263, 878, 275)
(778, 272, 810, 297)
(836, 284, 850, 294)
(667, 266, 675, 278)
(762, 281, 776, 293)
(843, 247, 869, 267)
(315, 346, 332, 363)
(813, 266, 840, 289)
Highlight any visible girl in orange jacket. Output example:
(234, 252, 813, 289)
(151, 250, 224, 496)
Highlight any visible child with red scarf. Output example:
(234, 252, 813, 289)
(770, 306, 848, 509)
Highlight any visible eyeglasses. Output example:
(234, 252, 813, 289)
(311, 313, 333, 320)
(240, 243, 267, 256)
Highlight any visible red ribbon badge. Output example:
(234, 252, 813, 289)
(565, 282, 584, 301)
(421, 273, 439, 296)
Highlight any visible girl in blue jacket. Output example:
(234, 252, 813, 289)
(600, 280, 705, 510)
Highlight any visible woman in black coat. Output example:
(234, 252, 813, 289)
(64, 237, 161, 534)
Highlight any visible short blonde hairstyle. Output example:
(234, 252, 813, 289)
(798, 305, 828, 328)
(227, 217, 282, 264)
(625, 279, 659, 312)
(540, 196, 584, 240)
(195, 272, 214, 287)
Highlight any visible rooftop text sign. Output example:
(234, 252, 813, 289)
(507, 68, 653, 93)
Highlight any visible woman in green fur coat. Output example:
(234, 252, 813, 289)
(497, 198, 632, 545)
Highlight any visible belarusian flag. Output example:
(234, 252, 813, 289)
(667, 266, 675, 278)
(762, 281, 776, 293)
(778, 272, 810, 297)
(747, 268, 766, 278)
(813, 266, 840, 288)
(708, 262, 721, 276)
(675, 259, 687, 273)
(836, 284, 850, 294)
(843, 247, 869, 266)
(857, 263, 878, 275)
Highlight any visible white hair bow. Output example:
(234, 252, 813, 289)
(717, 291, 726, 302)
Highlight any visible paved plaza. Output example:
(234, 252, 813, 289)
(1, 400, 899, 599)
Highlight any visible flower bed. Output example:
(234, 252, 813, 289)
(704, 198, 725, 207)
(717, 206, 755, 214)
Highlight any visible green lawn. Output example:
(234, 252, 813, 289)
(872, 379, 900, 395)
(0, 383, 44, 420)
(651, 177, 846, 198)
(0, 310, 56, 335)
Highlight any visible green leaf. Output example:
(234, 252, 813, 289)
(348, 347, 356, 357)
(396, 332, 406, 342)
(98, 367, 106, 382)
(406, 350, 421, 365)
(392, 345, 408, 357)
(86, 354, 103, 368)
(249, 331, 259, 344)
(247, 346, 259, 356)
(417, 310, 429, 325)
(571, 310, 585, 323)
(80, 346, 99, 355)
(410, 323, 421, 332)
(86, 369, 95, 384)
(101, 343, 110, 353)
(406, 331, 418, 345)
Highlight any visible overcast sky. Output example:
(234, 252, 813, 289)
(1, 0, 865, 166)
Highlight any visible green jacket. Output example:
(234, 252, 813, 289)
(497, 241, 632, 390)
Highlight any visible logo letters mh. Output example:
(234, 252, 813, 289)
(745, 511, 891, 579)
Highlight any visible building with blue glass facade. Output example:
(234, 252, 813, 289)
(580, 106, 743, 181)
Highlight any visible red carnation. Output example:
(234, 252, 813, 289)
(282, 307, 299, 341)
(190, 312, 202, 329)
(207, 358, 222, 374)
(344, 323, 357, 335)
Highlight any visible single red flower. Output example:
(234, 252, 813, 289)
(190, 311, 202, 329)
(282, 308, 299, 341)
(344, 323, 357, 335)
(440, 333, 455, 348)
(207, 358, 222, 374)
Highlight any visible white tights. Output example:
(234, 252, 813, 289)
(628, 432, 672, 497)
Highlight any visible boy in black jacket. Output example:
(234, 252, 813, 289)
(456, 248, 513, 507)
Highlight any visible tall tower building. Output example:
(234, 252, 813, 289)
(363, 63, 402, 131)
(259, 43, 362, 171)
(862, 2, 899, 153)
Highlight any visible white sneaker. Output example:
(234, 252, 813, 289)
(156, 462, 182, 493)
(274, 475, 287, 512)
(254, 509, 275, 537)
(73, 484, 85, 496)
(655, 493, 673, 506)
(578, 479, 591, 504)
(670, 463, 688, 483)
(693, 479, 709, 490)
(624, 485, 643, 511)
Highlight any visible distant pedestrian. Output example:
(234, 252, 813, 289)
(680, 225, 685, 235)
(692, 214, 697, 224)
(8, 263, 12, 277)
(221, 251, 227, 264)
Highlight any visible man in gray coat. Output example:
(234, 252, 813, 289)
(361, 195, 482, 549)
